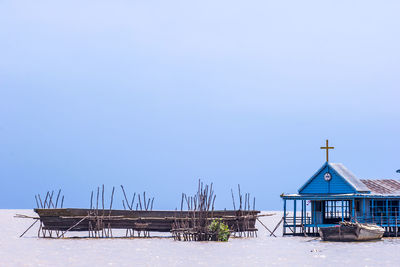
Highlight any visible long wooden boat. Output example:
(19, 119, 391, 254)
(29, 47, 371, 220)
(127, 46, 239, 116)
(319, 221, 385, 241)
(34, 208, 260, 233)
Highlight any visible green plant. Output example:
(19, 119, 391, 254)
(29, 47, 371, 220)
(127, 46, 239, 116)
(209, 219, 230, 241)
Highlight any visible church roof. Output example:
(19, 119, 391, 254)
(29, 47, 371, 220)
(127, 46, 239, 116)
(298, 161, 400, 196)
(360, 179, 400, 195)
(298, 162, 371, 194)
(328, 163, 370, 192)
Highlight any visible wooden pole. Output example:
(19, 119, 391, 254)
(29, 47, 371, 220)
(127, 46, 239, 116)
(231, 189, 236, 210)
(138, 194, 142, 210)
(130, 193, 136, 211)
(60, 215, 90, 238)
(238, 184, 242, 210)
(19, 219, 39, 238)
(271, 216, 284, 237)
(96, 187, 99, 211)
(109, 186, 115, 214)
(90, 191, 93, 210)
(102, 184, 105, 212)
(43, 192, 49, 209)
(120, 185, 131, 210)
(49, 191, 54, 208)
(257, 217, 276, 237)
(55, 189, 61, 208)
(143, 192, 147, 211)
(38, 194, 43, 208)
(34, 195, 39, 209)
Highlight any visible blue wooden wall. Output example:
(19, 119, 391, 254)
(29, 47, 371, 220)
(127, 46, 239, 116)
(299, 163, 357, 194)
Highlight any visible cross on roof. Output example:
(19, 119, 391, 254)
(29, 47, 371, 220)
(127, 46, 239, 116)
(320, 139, 334, 162)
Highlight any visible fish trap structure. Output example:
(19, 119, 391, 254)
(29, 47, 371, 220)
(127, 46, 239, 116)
(18, 181, 266, 240)
(172, 183, 260, 241)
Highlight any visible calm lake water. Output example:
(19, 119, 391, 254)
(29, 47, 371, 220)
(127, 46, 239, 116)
(1, 210, 399, 266)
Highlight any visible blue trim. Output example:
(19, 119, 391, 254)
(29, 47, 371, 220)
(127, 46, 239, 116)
(282, 194, 400, 200)
(283, 199, 286, 235)
(298, 162, 329, 193)
(363, 198, 365, 218)
(341, 200, 344, 221)
(293, 200, 296, 234)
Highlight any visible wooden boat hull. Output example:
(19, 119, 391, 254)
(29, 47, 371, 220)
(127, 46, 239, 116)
(34, 208, 259, 233)
(319, 223, 384, 242)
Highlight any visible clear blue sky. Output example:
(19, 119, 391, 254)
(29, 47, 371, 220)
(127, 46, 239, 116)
(0, 1, 399, 210)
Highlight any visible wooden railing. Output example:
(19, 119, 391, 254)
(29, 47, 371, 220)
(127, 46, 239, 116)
(284, 216, 312, 226)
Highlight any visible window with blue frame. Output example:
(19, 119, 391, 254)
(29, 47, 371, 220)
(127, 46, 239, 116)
(370, 200, 399, 217)
(389, 200, 399, 216)
(371, 200, 386, 217)
(324, 201, 350, 219)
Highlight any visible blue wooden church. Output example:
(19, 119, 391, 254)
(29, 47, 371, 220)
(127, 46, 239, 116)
(281, 140, 400, 236)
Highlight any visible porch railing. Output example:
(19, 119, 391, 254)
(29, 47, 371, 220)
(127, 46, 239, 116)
(284, 216, 312, 226)
(354, 215, 400, 226)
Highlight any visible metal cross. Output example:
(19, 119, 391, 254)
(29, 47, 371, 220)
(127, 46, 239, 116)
(320, 139, 334, 162)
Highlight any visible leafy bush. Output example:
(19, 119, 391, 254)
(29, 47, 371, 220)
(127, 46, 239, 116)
(209, 219, 230, 241)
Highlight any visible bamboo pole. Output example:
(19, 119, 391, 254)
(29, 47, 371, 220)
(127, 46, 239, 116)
(38, 194, 43, 208)
(43, 192, 49, 209)
(109, 186, 115, 216)
(55, 189, 61, 208)
(34, 195, 39, 209)
(130, 193, 136, 211)
(96, 187, 99, 211)
(60, 215, 90, 238)
(19, 219, 39, 238)
(120, 185, 131, 210)
(102, 184, 105, 212)
(90, 191, 93, 210)
(49, 190, 54, 208)
(231, 189, 236, 210)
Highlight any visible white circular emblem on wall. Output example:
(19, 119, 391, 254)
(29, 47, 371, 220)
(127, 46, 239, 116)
(324, 172, 332, 181)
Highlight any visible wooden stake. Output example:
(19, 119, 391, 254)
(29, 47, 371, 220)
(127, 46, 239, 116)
(109, 186, 115, 211)
(257, 217, 276, 237)
(55, 189, 61, 208)
(34, 195, 39, 209)
(49, 190, 54, 208)
(38, 194, 43, 208)
(130, 193, 136, 211)
(60, 215, 89, 238)
(90, 191, 93, 210)
(231, 189, 236, 210)
(19, 219, 39, 238)
(102, 184, 105, 212)
(120, 185, 131, 210)
(138, 195, 142, 210)
(43, 192, 49, 209)
(96, 187, 99, 211)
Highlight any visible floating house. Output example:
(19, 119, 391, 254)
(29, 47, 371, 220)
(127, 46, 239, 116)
(281, 140, 400, 236)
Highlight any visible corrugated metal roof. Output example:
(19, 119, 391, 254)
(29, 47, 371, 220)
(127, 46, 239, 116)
(329, 163, 370, 192)
(360, 179, 400, 195)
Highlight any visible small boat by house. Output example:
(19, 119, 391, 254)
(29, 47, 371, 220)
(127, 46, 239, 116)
(319, 221, 385, 241)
